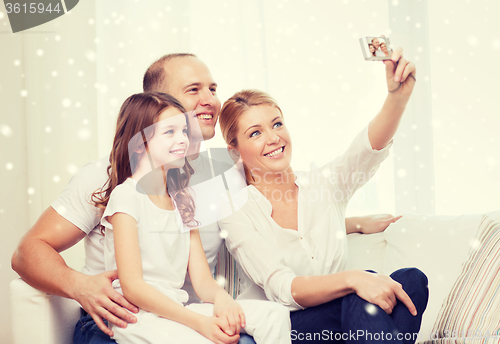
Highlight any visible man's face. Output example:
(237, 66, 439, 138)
(372, 38, 380, 49)
(163, 57, 221, 141)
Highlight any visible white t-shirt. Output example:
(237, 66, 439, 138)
(51, 146, 239, 302)
(218, 125, 392, 311)
(101, 178, 191, 305)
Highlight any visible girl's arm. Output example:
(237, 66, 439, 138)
(188, 229, 246, 337)
(110, 213, 238, 344)
(368, 46, 416, 150)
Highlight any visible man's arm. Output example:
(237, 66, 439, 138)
(11, 206, 138, 337)
(345, 214, 402, 235)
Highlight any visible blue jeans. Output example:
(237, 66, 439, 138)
(73, 309, 256, 344)
(290, 268, 429, 344)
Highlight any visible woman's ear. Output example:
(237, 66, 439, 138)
(227, 146, 241, 164)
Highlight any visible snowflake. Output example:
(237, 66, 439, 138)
(85, 50, 96, 62)
(78, 128, 91, 140)
(62, 98, 72, 107)
(467, 35, 479, 47)
(1, 124, 12, 137)
(67, 164, 78, 175)
(365, 304, 378, 315)
(491, 39, 500, 51)
(216, 276, 226, 287)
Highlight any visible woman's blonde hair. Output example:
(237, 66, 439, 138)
(219, 89, 283, 183)
(92, 92, 197, 229)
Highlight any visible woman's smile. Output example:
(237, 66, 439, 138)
(235, 104, 292, 174)
(263, 146, 285, 158)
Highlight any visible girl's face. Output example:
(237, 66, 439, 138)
(233, 104, 292, 177)
(145, 107, 189, 170)
(369, 45, 375, 53)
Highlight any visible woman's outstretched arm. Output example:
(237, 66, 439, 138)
(368, 46, 417, 150)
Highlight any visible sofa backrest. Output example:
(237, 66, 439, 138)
(347, 211, 500, 342)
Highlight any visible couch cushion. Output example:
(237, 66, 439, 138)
(426, 216, 500, 344)
(346, 232, 386, 273)
(10, 278, 81, 344)
(383, 213, 483, 341)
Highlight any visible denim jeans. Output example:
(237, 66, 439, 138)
(290, 268, 429, 344)
(73, 309, 256, 344)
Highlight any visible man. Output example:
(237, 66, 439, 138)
(12, 53, 400, 344)
(371, 37, 386, 57)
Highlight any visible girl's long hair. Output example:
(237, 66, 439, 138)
(92, 92, 197, 228)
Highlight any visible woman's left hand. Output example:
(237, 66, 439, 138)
(384, 46, 417, 97)
(213, 292, 246, 337)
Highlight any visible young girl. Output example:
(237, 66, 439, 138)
(92, 92, 291, 344)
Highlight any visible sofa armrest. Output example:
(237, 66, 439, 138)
(10, 278, 82, 344)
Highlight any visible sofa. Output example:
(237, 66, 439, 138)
(10, 211, 500, 344)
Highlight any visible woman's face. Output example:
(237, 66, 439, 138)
(380, 42, 388, 54)
(145, 107, 189, 170)
(233, 104, 292, 177)
(369, 44, 375, 53)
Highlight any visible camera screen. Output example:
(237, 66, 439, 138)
(360, 36, 393, 61)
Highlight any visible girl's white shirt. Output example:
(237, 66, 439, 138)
(219, 125, 392, 311)
(101, 177, 191, 304)
(51, 151, 226, 303)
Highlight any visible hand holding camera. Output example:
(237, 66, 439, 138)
(360, 36, 416, 94)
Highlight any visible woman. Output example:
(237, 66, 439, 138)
(369, 43, 376, 56)
(218, 48, 428, 343)
(380, 42, 390, 57)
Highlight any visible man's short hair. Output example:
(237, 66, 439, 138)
(143, 53, 197, 93)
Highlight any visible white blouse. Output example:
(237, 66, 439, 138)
(218, 125, 392, 311)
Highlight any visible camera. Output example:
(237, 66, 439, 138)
(360, 36, 393, 61)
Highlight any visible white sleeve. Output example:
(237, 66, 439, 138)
(101, 185, 141, 230)
(321, 125, 392, 204)
(51, 158, 110, 234)
(219, 210, 304, 311)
